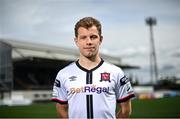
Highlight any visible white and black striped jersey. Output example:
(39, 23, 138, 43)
(51, 59, 135, 118)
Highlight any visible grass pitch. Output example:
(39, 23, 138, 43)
(130, 96, 180, 118)
(0, 96, 180, 118)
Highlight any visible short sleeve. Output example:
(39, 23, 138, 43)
(51, 73, 68, 104)
(115, 71, 135, 103)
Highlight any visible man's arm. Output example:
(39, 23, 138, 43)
(56, 103, 68, 118)
(116, 99, 132, 118)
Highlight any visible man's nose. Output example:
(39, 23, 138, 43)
(86, 37, 92, 45)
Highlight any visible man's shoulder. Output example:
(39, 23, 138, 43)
(57, 61, 76, 76)
(103, 61, 123, 71)
(102, 61, 125, 77)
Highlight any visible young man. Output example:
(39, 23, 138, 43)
(51, 17, 135, 118)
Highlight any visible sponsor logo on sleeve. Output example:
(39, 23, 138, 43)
(126, 83, 134, 94)
(120, 76, 129, 86)
(54, 79, 61, 88)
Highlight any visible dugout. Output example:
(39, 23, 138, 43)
(1, 39, 135, 104)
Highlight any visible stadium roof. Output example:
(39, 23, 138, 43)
(0, 38, 122, 65)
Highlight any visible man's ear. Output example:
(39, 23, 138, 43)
(100, 36, 103, 44)
(74, 37, 78, 46)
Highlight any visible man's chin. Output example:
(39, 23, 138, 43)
(85, 53, 96, 58)
(85, 55, 94, 58)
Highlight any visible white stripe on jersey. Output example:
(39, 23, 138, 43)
(51, 59, 135, 118)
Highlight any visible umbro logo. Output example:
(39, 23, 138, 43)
(69, 76, 77, 81)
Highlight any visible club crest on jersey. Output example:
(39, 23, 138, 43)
(100, 72, 111, 82)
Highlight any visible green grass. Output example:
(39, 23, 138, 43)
(0, 103, 57, 118)
(0, 96, 180, 118)
(131, 96, 180, 118)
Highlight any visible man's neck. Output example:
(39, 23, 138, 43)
(78, 55, 101, 70)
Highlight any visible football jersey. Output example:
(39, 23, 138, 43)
(51, 59, 135, 118)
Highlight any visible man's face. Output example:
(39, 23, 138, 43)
(75, 26, 102, 58)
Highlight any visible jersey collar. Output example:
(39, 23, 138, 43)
(76, 58, 104, 72)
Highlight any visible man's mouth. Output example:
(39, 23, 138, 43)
(84, 47, 94, 50)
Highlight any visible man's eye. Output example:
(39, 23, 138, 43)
(80, 36, 87, 39)
(90, 35, 98, 39)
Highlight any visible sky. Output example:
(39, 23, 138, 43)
(0, 0, 180, 83)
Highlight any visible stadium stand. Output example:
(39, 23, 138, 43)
(1, 38, 134, 105)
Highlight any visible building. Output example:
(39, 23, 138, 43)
(0, 38, 131, 105)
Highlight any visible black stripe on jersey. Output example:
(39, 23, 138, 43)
(86, 95, 93, 119)
(86, 72, 90, 84)
(76, 59, 103, 119)
(86, 72, 93, 118)
(90, 72, 93, 84)
(86, 72, 93, 84)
